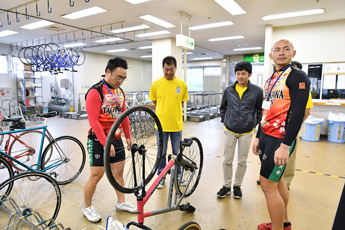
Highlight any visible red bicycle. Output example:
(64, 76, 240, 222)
(104, 106, 203, 230)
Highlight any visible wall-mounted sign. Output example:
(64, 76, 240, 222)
(244, 53, 264, 63)
(176, 34, 195, 50)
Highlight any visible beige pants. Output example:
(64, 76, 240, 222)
(222, 131, 253, 188)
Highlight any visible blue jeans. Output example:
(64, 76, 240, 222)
(156, 130, 182, 175)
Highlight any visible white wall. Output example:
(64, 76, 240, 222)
(0, 44, 11, 55)
(272, 19, 345, 64)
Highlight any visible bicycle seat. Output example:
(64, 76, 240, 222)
(2, 117, 22, 122)
(37, 111, 58, 118)
(181, 138, 193, 147)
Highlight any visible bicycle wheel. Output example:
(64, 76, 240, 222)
(175, 137, 203, 197)
(74, 48, 86, 66)
(104, 105, 163, 194)
(18, 47, 31, 66)
(178, 221, 201, 230)
(8, 130, 52, 171)
(0, 156, 14, 197)
(0, 126, 4, 146)
(40, 136, 86, 185)
(0, 172, 61, 225)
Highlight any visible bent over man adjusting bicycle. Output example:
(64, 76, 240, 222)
(83, 57, 136, 223)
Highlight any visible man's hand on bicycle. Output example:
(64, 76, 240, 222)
(110, 145, 116, 157)
(126, 138, 133, 151)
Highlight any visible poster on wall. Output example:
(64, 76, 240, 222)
(324, 63, 345, 73)
(337, 75, 345, 89)
(323, 75, 336, 89)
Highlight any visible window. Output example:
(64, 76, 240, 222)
(186, 68, 203, 91)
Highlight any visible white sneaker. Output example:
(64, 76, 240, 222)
(82, 205, 101, 223)
(178, 175, 187, 187)
(157, 177, 165, 189)
(116, 200, 137, 213)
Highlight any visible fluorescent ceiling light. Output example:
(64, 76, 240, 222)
(209, 35, 244, 42)
(215, 0, 246, 15)
(187, 52, 193, 55)
(94, 37, 123, 43)
(62, 6, 107, 20)
(262, 9, 325, 20)
(0, 30, 18, 37)
(193, 57, 213, 60)
(125, 0, 150, 4)
(141, 55, 152, 58)
(138, 46, 152, 49)
(233, 47, 262, 51)
(111, 24, 150, 33)
(139, 15, 175, 28)
(136, 30, 170, 37)
(21, 20, 54, 30)
(190, 21, 233, 30)
(64, 43, 87, 48)
(106, 49, 129, 53)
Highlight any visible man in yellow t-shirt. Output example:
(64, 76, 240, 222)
(149, 56, 188, 189)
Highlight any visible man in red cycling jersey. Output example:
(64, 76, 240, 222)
(83, 57, 136, 223)
(252, 39, 310, 230)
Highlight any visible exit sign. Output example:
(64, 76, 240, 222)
(244, 53, 264, 63)
(176, 34, 195, 50)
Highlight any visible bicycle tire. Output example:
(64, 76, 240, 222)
(178, 221, 201, 230)
(104, 105, 163, 194)
(0, 156, 14, 197)
(8, 130, 52, 171)
(0, 126, 4, 146)
(44, 43, 60, 65)
(0, 171, 61, 225)
(23, 46, 36, 66)
(74, 48, 86, 66)
(175, 137, 203, 197)
(18, 47, 31, 66)
(40, 136, 86, 185)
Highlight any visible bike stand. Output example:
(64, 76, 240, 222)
(1, 197, 70, 230)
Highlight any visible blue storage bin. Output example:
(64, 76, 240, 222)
(301, 121, 323, 142)
(327, 120, 345, 143)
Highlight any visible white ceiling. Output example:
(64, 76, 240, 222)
(0, 0, 345, 61)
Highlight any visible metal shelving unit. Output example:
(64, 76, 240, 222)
(16, 70, 44, 116)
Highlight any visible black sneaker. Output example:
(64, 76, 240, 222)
(217, 186, 231, 198)
(233, 185, 242, 199)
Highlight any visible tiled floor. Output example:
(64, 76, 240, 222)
(1, 116, 344, 229)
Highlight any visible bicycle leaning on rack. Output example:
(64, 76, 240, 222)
(0, 111, 86, 185)
(0, 111, 86, 225)
(103, 106, 203, 230)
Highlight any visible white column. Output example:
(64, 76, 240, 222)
(152, 38, 182, 81)
(264, 25, 273, 81)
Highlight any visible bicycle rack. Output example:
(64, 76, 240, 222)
(1, 198, 70, 230)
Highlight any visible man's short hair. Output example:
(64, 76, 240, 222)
(162, 56, 177, 68)
(105, 57, 128, 72)
(291, 61, 302, 69)
(235, 61, 252, 74)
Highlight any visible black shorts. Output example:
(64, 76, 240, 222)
(258, 132, 296, 182)
(87, 138, 125, 166)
